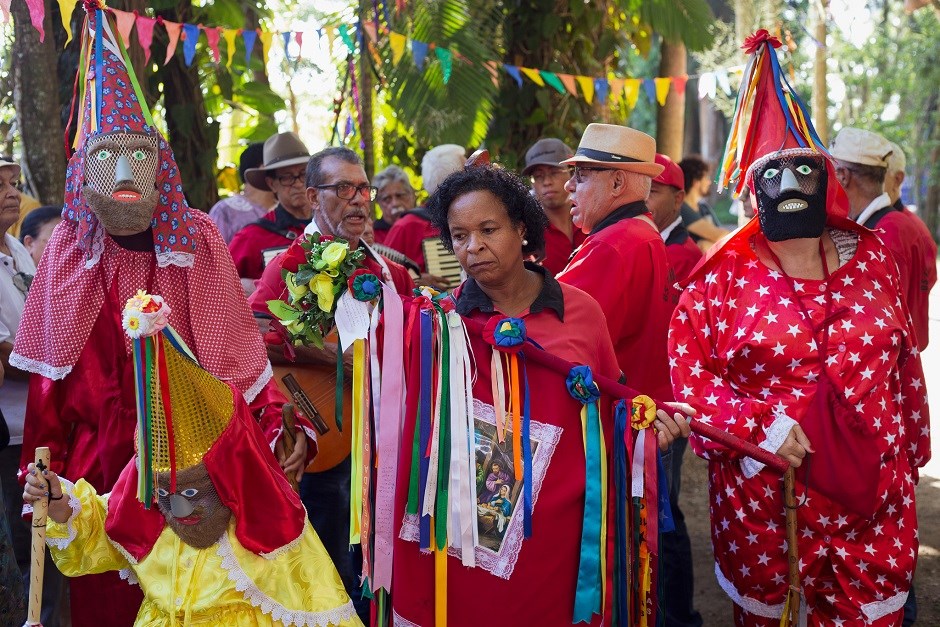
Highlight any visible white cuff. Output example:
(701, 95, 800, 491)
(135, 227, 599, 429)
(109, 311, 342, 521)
(741, 415, 797, 479)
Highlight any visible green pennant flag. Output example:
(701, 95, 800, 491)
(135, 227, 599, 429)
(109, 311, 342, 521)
(435, 47, 453, 84)
(339, 26, 356, 54)
(540, 70, 567, 95)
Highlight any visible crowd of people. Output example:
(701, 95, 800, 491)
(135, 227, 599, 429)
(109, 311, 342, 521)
(0, 13, 934, 627)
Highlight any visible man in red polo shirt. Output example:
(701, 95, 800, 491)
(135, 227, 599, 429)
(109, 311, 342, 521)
(521, 138, 586, 275)
(648, 153, 703, 284)
(557, 124, 676, 403)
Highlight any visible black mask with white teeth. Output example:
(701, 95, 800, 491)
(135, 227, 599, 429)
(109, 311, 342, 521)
(754, 152, 828, 242)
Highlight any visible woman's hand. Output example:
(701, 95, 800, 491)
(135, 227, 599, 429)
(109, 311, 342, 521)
(279, 428, 308, 483)
(23, 463, 71, 524)
(776, 424, 814, 468)
(655, 402, 695, 451)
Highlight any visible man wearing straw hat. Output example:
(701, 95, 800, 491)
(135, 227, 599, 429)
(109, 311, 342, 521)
(556, 124, 677, 404)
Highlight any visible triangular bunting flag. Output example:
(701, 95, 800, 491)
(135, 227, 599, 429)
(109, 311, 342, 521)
(484, 60, 500, 87)
(205, 26, 222, 64)
(135, 15, 156, 63)
(223, 28, 237, 68)
(575, 75, 594, 104)
(654, 77, 671, 105)
(624, 78, 641, 109)
(295, 31, 303, 59)
(540, 71, 566, 95)
(242, 29, 257, 65)
(0, 0, 11, 23)
(435, 47, 452, 83)
(163, 21, 183, 66)
(411, 39, 428, 69)
(608, 77, 624, 103)
(282, 31, 292, 61)
(716, 68, 731, 95)
(698, 72, 716, 100)
(594, 77, 609, 103)
(324, 26, 336, 54)
(389, 31, 406, 65)
(673, 75, 688, 96)
(558, 73, 578, 97)
(520, 67, 544, 87)
(503, 64, 523, 88)
(24, 0, 45, 42)
(259, 30, 273, 66)
(182, 23, 200, 67)
(339, 26, 356, 54)
(114, 9, 135, 49)
(362, 21, 377, 43)
(642, 78, 657, 104)
(57, 0, 78, 45)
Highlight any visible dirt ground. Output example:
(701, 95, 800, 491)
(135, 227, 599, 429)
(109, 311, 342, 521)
(679, 284, 940, 624)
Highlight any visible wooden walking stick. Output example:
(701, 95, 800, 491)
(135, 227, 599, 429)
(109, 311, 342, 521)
(26, 446, 50, 627)
(276, 404, 301, 492)
(782, 467, 801, 626)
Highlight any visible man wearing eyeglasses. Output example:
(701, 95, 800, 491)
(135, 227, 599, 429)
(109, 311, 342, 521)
(556, 124, 677, 404)
(229, 132, 314, 287)
(521, 138, 586, 275)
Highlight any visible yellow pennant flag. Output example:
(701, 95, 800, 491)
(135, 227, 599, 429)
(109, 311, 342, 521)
(58, 0, 78, 45)
(324, 26, 336, 55)
(654, 77, 671, 106)
(389, 31, 406, 65)
(520, 67, 544, 87)
(576, 75, 594, 105)
(558, 73, 578, 97)
(258, 30, 273, 67)
(624, 79, 641, 109)
(223, 28, 237, 68)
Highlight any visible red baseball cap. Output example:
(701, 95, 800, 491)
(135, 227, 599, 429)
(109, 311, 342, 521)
(653, 153, 684, 190)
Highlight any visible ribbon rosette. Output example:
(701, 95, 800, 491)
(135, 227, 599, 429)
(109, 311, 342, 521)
(741, 28, 782, 54)
(484, 316, 526, 353)
(348, 269, 381, 302)
(565, 365, 606, 623)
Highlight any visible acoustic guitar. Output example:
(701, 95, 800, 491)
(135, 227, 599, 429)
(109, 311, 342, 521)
(272, 364, 352, 473)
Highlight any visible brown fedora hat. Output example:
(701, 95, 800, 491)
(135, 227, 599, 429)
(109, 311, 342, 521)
(244, 132, 311, 191)
(561, 124, 664, 177)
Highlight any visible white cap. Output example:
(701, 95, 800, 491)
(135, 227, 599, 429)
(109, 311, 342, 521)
(885, 141, 905, 174)
(829, 127, 894, 168)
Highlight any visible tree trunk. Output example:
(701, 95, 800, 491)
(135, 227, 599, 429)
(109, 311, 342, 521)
(811, 0, 829, 144)
(11, 0, 66, 205)
(656, 40, 687, 161)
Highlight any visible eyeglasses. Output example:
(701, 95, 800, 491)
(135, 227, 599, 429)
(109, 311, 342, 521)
(316, 183, 379, 201)
(530, 168, 571, 184)
(571, 166, 615, 184)
(377, 191, 412, 204)
(274, 173, 306, 188)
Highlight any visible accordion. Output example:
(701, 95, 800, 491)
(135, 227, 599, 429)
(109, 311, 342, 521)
(422, 237, 465, 288)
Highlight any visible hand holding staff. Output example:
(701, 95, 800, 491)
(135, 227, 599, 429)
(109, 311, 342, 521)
(275, 404, 302, 491)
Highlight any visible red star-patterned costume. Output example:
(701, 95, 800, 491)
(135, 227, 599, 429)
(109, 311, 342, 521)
(668, 29, 930, 626)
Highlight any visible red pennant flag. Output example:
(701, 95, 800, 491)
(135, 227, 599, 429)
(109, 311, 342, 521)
(362, 21, 377, 43)
(0, 0, 11, 23)
(114, 9, 135, 49)
(163, 20, 183, 65)
(673, 75, 688, 96)
(136, 15, 156, 62)
(24, 0, 45, 42)
(294, 31, 303, 60)
(205, 25, 222, 64)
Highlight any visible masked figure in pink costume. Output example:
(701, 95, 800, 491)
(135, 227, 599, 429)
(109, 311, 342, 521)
(10, 4, 312, 624)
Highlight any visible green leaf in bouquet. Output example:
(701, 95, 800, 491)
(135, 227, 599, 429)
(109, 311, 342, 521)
(267, 300, 303, 322)
(295, 268, 315, 285)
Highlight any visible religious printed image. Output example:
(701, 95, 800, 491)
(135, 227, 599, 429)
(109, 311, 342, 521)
(473, 420, 526, 552)
(400, 400, 561, 579)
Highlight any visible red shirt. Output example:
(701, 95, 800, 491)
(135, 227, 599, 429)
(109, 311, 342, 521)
(383, 211, 440, 272)
(663, 223, 703, 284)
(228, 208, 307, 280)
(373, 217, 393, 245)
(869, 207, 937, 350)
(392, 266, 621, 626)
(558, 202, 677, 401)
(542, 219, 587, 276)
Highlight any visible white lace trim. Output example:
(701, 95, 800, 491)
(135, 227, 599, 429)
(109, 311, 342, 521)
(861, 588, 908, 621)
(83, 224, 106, 269)
(108, 536, 140, 566)
(714, 561, 785, 618)
(45, 479, 81, 551)
(217, 532, 358, 626)
(392, 609, 420, 627)
(258, 526, 305, 561)
(741, 414, 796, 479)
(244, 362, 273, 404)
(155, 250, 196, 269)
(8, 352, 73, 380)
(118, 567, 139, 586)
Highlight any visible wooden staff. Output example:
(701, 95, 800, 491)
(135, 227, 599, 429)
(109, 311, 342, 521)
(26, 446, 50, 627)
(276, 404, 300, 492)
(783, 467, 801, 626)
